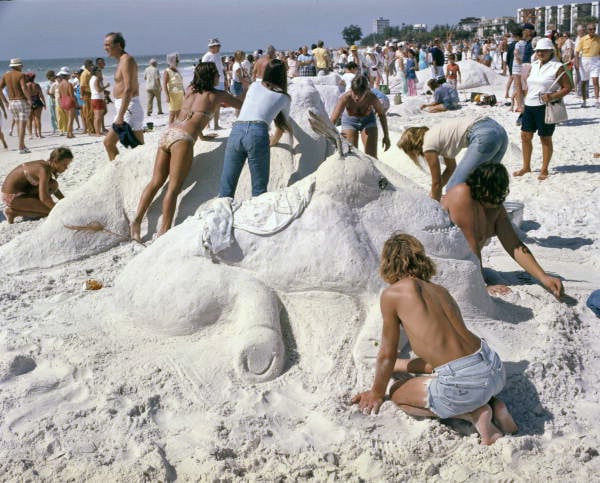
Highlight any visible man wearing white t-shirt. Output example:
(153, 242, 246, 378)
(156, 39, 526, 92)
(202, 38, 225, 129)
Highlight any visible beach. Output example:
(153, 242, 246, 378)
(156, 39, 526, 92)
(1, 60, 599, 481)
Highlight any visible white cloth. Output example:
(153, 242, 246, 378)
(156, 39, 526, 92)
(90, 76, 103, 100)
(113, 96, 144, 131)
(191, 177, 315, 257)
(144, 65, 160, 91)
(524, 59, 563, 106)
(342, 72, 356, 92)
(202, 51, 225, 83)
(237, 81, 290, 125)
(580, 56, 600, 81)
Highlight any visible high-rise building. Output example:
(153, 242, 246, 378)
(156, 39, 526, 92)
(518, 3, 599, 33)
(373, 17, 390, 34)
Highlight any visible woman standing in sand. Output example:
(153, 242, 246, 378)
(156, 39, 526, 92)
(163, 52, 185, 125)
(25, 72, 45, 139)
(57, 68, 77, 138)
(130, 62, 242, 242)
(330, 74, 391, 159)
(1, 147, 73, 223)
(513, 38, 572, 181)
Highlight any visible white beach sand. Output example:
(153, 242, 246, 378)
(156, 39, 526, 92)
(0, 61, 599, 481)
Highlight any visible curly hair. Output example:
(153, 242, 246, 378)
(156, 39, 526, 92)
(397, 127, 429, 162)
(380, 233, 436, 283)
(49, 147, 73, 163)
(190, 62, 218, 93)
(466, 162, 510, 205)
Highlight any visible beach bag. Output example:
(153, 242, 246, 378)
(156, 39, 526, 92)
(544, 70, 568, 124)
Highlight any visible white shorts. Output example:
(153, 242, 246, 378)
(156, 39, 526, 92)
(114, 96, 144, 131)
(580, 57, 600, 81)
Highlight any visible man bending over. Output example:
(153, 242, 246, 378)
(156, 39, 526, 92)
(352, 233, 517, 445)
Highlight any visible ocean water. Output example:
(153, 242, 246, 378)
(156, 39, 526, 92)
(0, 52, 233, 88)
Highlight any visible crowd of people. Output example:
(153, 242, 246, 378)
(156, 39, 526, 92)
(2, 24, 594, 446)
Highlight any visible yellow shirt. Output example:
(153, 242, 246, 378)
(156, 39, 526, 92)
(312, 47, 329, 69)
(79, 68, 92, 97)
(576, 34, 600, 57)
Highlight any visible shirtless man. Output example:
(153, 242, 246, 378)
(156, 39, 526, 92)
(1, 147, 72, 223)
(352, 233, 517, 445)
(103, 32, 144, 160)
(0, 58, 32, 153)
(442, 162, 564, 297)
(252, 45, 276, 81)
(330, 74, 390, 158)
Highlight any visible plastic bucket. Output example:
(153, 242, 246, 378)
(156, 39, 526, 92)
(504, 201, 524, 228)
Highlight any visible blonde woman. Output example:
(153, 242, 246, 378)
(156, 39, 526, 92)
(163, 52, 184, 124)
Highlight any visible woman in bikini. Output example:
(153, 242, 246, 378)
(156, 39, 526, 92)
(58, 72, 77, 138)
(1, 147, 73, 223)
(25, 72, 46, 139)
(130, 62, 242, 242)
(330, 74, 391, 159)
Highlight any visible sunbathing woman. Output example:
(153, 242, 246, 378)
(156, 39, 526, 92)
(131, 62, 242, 242)
(1, 146, 73, 223)
(330, 74, 390, 159)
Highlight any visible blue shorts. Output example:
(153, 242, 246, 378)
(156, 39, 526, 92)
(230, 80, 243, 97)
(426, 340, 506, 419)
(522, 104, 556, 137)
(341, 111, 377, 132)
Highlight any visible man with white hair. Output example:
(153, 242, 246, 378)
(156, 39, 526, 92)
(575, 23, 600, 108)
(144, 58, 163, 116)
(0, 58, 32, 153)
(202, 38, 225, 129)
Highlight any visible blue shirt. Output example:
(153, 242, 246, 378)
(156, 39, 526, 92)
(434, 83, 459, 109)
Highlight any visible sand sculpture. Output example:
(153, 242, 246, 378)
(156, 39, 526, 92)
(112, 113, 494, 384)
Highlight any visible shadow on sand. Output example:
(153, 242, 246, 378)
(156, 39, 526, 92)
(554, 164, 600, 174)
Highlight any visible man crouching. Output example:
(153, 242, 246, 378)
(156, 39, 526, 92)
(352, 233, 517, 445)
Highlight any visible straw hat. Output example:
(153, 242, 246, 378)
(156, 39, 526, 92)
(9, 58, 23, 67)
(350, 45, 358, 51)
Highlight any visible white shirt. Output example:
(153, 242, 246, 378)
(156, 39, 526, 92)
(341, 72, 356, 92)
(90, 76, 104, 100)
(525, 59, 562, 106)
(237, 81, 290, 124)
(202, 51, 225, 84)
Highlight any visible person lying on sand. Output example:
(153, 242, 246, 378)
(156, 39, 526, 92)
(1, 147, 72, 223)
(442, 162, 564, 298)
(352, 233, 517, 446)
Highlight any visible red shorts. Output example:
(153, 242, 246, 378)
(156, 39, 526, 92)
(91, 99, 106, 111)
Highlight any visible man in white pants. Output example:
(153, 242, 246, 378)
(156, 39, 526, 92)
(575, 23, 600, 108)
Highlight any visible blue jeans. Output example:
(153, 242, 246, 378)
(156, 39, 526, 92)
(427, 339, 505, 418)
(446, 117, 508, 190)
(219, 121, 270, 198)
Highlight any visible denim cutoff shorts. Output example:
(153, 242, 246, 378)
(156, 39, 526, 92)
(426, 339, 506, 419)
(341, 110, 377, 132)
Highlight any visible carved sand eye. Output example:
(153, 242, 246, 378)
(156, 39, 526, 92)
(378, 177, 389, 190)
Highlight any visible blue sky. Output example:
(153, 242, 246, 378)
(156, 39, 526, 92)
(0, 0, 570, 60)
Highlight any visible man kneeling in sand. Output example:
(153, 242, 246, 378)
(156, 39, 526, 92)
(352, 233, 517, 445)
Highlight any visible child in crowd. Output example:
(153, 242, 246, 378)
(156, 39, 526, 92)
(445, 54, 461, 89)
(405, 49, 417, 96)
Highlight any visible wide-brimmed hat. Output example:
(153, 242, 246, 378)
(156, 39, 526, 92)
(534, 38, 555, 51)
(9, 58, 22, 67)
(350, 45, 358, 51)
(57, 66, 71, 76)
(365, 47, 374, 54)
(208, 38, 221, 47)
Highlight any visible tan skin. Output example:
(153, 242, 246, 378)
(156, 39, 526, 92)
(0, 97, 8, 149)
(130, 72, 242, 242)
(442, 183, 564, 298)
(574, 25, 600, 102)
(406, 149, 456, 201)
(103, 34, 144, 160)
(92, 71, 109, 136)
(352, 276, 517, 445)
(0, 67, 31, 150)
(163, 56, 182, 125)
(330, 88, 391, 159)
(513, 53, 572, 180)
(1, 157, 71, 223)
(58, 76, 77, 138)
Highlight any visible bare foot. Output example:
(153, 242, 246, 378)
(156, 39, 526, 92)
(490, 397, 518, 434)
(486, 284, 511, 296)
(3, 207, 15, 224)
(458, 404, 504, 445)
(538, 171, 549, 181)
(130, 220, 142, 242)
(593, 153, 600, 158)
(513, 168, 531, 177)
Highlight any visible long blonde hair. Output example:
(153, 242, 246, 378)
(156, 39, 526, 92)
(397, 127, 429, 167)
(380, 233, 436, 283)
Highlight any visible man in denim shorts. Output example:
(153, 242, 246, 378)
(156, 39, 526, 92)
(352, 233, 518, 445)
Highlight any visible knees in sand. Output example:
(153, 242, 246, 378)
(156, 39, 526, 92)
(351, 233, 517, 445)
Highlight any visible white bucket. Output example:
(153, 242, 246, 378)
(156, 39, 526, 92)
(504, 201, 524, 228)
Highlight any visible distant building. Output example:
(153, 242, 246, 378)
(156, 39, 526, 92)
(518, 3, 599, 33)
(373, 17, 390, 34)
(413, 23, 427, 32)
(477, 16, 516, 37)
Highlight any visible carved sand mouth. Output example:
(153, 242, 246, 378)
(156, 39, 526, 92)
(422, 223, 459, 234)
